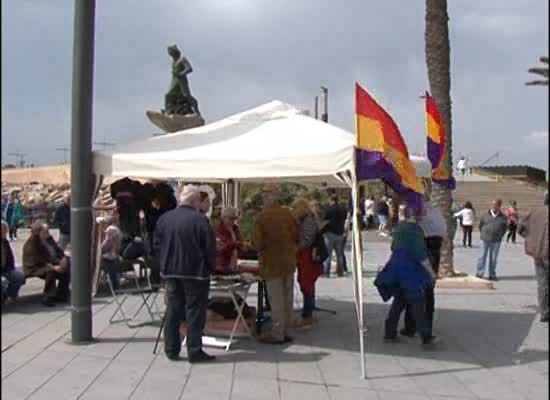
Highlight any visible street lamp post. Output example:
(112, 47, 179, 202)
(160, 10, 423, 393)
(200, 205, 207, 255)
(70, 0, 96, 343)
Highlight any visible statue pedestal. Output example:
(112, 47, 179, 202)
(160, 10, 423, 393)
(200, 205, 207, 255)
(146, 110, 205, 133)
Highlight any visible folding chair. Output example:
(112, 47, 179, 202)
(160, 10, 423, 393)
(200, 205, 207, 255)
(102, 257, 161, 327)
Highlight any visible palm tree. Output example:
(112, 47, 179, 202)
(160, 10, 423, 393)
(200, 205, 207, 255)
(526, 56, 549, 86)
(425, 0, 456, 276)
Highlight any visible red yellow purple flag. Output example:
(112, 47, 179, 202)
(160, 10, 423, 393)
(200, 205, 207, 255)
(425, 91, 456, 189)
(354, 82, 423, 208)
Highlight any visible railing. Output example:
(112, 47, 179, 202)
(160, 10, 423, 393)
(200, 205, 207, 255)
(478, 152, 499, 167)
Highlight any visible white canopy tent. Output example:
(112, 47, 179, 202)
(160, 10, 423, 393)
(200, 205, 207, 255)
(92, 100, 431, 378)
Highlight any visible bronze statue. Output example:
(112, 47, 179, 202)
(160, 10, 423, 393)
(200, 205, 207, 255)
(164, 44, 200, 115)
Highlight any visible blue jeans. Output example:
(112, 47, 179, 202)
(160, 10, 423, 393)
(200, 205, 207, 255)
(2, 269, 26, 299)
(476, 240, 501, 278)
(323, 232, 346, 275)
(301, 287, 315, 318)
(164, 278, 210, 357)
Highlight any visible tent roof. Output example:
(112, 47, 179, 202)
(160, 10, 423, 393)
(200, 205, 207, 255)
(92, 100, 431, 185)
(93, 101, 354, 186)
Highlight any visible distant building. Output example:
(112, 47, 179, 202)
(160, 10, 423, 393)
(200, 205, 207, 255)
(473, 165, 547, 185)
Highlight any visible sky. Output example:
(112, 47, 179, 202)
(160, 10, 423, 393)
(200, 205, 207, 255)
(2, 0, 548, 172)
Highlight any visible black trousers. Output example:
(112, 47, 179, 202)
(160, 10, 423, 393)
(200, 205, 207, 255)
(164, 278, 210, 357)
(43, 269, 70, 301)
(462, 225, 473, 247)
(507, 223, 517, 243)
(404, 236, 442, 335)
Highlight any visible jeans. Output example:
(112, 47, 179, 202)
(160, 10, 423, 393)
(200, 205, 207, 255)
(302, 287, 315, 318)
(323, 232, 346, 275)
(476, 240, 502, 278)
(164, 278, 210, 357)
(462, 225, 473, 247)
(534, 259, 549, 319)
(2, 269, 26, 299)
(385, 290, 430, 340)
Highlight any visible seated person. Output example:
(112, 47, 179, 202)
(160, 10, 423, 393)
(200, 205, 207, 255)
(214, 207, 244, 274)
(1, 220, 25, 303)
(23, 221, 70, 307)
(101, 224, 124, 290)
(374, 206, 437, 345)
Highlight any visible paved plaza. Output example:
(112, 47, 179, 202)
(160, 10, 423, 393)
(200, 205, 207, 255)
(1, 230, 548, 400)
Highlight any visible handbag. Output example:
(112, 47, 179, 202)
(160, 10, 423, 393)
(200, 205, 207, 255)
(312, 231, 329, 264)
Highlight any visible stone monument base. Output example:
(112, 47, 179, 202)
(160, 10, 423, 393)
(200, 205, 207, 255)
(146, 110, 205, 133)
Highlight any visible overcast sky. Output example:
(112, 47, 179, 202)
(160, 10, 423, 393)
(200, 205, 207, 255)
(2, 0, 548, 172)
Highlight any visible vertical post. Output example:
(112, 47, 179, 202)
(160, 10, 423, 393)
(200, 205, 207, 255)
(70, 0, 96, 343)
(314, 96, 319, 119)
(320, 86, 328, 122)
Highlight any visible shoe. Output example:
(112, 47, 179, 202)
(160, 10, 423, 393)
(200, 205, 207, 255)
(540, 315, 549, 323)
(188, 350, 216, 363)
(165, 352, 182, 361)
(422, 335, 439, 345)
(295, 317, 313, 329)
(258, 335, 286, 345)
(383, 336, 400, 343)
(475, 274, 484, 279)
(41, 298, 56, 307)
(399, 329, 416, 338)
(488, 276, 498, 281)
(283, 336, 293, 343)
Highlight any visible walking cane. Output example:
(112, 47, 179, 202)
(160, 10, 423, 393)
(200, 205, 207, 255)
(153, 313, 166, 354)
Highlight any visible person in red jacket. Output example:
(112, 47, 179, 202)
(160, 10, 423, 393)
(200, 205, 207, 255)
(214, 207, 243, 274)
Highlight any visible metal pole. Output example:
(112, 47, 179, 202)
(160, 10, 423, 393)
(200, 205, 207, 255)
(70, 0, 96, 343)
(320, 86, 328, 123)
(314, 96, 319, 119)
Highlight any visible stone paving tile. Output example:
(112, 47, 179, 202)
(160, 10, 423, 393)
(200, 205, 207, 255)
(327, 386, 379, 400)
(231, 376, 279, 400)
(279, 381, 330, 400)
(2, 231, 548, 400)
(25, 354, 114, 400)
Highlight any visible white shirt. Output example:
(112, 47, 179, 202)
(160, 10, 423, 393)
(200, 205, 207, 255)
(457, 159, 466, 170)
(364, 199, 375, 216)
(419, 202, 447, 238)
(454, 208, 475, 226)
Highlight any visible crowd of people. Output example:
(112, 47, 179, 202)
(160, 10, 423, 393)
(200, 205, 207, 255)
(375, 190, 549, 351)
(1, 180, 548, 361)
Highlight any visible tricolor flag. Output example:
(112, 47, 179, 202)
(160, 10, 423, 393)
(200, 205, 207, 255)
(425, 91, 456, 189)
(354, 82, 423, 208)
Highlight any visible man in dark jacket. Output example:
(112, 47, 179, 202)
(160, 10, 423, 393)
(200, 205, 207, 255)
(154, 185, 217, 363)
(476, 199, 508, 280)
(53, 193, 71, 250)
(322, 196, 348, 277)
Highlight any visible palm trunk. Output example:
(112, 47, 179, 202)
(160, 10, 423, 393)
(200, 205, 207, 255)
(425, 0, 455, 276)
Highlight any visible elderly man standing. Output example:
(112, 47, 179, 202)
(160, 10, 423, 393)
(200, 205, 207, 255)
(476, 199, 508, 281)
(54, 193, 71, 250)
(154, 185, 217, 363)
(519, 192, 549, 322)
(255, 190, 298, 344)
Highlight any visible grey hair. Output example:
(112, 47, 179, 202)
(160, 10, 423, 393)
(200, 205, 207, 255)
(179, 184, 200, 206)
